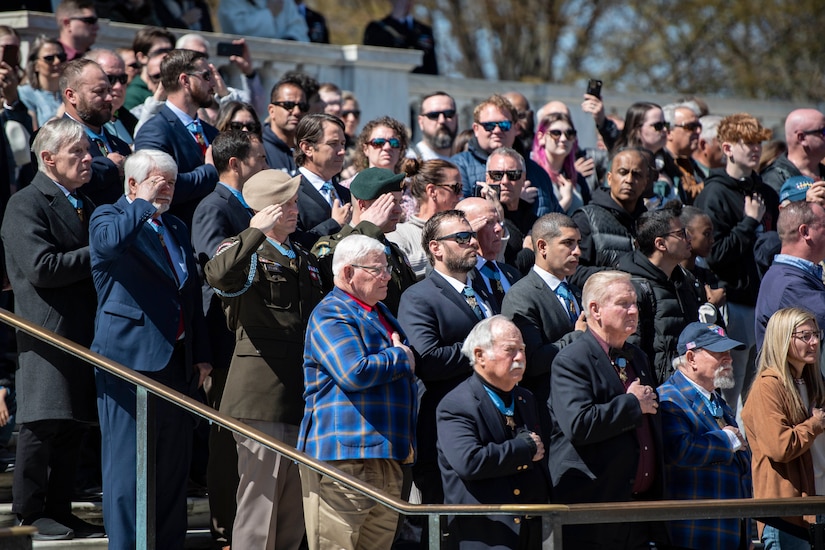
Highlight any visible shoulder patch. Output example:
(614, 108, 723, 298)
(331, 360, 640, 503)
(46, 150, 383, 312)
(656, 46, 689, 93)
(315, 243, 331, 257)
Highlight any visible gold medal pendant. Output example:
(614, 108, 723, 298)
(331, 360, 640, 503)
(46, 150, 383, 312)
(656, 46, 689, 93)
(505, 416, 516, 430)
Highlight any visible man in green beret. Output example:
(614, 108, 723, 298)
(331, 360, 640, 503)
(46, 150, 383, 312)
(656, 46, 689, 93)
(312, 167, 417, 315)
(205, 169, 326, 550)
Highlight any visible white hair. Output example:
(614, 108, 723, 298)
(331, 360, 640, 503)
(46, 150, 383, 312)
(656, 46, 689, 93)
(699, 115, 723, 142)
(581, 270, 632, 314)
(662, 102, 700, 125)
(176, 33, 209, 53)
(332, 235, 386, 278)
(461, 315, 513, 367)
(485, 147, 525, 171)
(32, 117, 86, 172)
(123, 150, 178, 194)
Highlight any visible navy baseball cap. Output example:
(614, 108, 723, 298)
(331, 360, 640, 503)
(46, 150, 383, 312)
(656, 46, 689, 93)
(779, 176, 815, 203)
(677, 322, 745, 355)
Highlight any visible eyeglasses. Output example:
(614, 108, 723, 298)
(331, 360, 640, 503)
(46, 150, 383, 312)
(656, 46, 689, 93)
(478, 120, 512, 132)
(187, 70, 212, 81)
(648, 121, 670, 132)
(803, 127, 825, 137)
(792, 329, 824, 344)
(673, 121, 702, 132)
(661, 228, 687, 240)
(422, 109, 456, 121)
(351, 264, 392, 277)
(70, 15, 98, 25)
(487, 170, 523, 181)
(41, 53, 68, 64)
(272, 101, 309, 113)
(367, 137, 401, 149)
(148, 72, 162, 83)
(107, 73, 128, 86)
(435, 182, 462, 195)
(127, 62, 142, 70)
(547, 128, 577, 140)
(341, 109, 361, 118)
(435, 231, 476, 245)
(229, 121, 262, 133)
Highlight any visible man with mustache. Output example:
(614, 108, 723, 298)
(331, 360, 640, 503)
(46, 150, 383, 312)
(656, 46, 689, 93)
(658, 322, 751, 550)
(408, 91, 458, 161)
(61, 58, 131, 206)
(436, 315, 550, 549)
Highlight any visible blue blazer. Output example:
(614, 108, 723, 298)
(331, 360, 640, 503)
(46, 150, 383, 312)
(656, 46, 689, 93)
(658, 369, 752, 550)
(133, 105, 219, 225)
(437, 374, 550, 549)
(89, 196, 210, 377)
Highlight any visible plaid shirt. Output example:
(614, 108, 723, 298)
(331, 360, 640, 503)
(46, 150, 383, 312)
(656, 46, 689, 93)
(298, 287, 417, 461)
(659, 369, 752, 549)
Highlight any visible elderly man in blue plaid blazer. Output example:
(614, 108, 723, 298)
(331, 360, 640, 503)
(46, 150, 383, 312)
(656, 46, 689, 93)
(298, 234, 417, 550)
(659, 322, 753, 550)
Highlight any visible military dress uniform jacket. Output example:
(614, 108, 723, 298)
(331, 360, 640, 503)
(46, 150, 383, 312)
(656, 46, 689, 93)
(205, 227, 325, 425)
(312, 220, 417, 316)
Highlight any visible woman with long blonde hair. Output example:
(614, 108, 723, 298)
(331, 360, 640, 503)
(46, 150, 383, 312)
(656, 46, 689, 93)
(742, 307, 825, 549)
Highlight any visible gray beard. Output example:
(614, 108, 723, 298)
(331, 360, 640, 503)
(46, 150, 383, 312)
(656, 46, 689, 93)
(425, 127, 456, 150)
(714, 367, 735, 390)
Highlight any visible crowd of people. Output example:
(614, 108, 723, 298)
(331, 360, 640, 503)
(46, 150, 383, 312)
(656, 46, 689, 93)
(1, 1, 825, 550)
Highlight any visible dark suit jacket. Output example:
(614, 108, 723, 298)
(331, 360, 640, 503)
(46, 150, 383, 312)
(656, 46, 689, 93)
(133, 104, 219, 227)
(293, 174, 350, 248)
(0, 172, 97, 423)
(473, 260, 520, 312)
(398, 270, 497, 469)
(437, 374, 550, 549)
(191, 183, 252, 371)
(90, 195, 210, 377)
(501, 270, 583, 404)
(548, 330, 664, 505)
(303, 4, 329, 43)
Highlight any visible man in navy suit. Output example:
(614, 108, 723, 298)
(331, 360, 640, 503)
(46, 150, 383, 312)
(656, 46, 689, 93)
(90, 149, 212, 550)
(437, 316, 550, 549)
(398, 209, 495, 505)
(60, 58, 131, 206)
(502, 213, 586, 405)
(134, 48, 219, 227)
(548, 270, 666, 549)
(293, 113, 352, 247)
(190, 130, 266, 547)
(457, 197, 521, 311)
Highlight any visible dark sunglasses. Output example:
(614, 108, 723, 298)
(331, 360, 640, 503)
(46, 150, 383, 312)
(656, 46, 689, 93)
(107, 73, 128, 85)
(187, 70, 212, 81)
(70, 15, 98, 25)
(673, 121, 702, 132)
(803, 127, 825, 137)
(368, 138, 401, 149)
(127, 62, 142, 70)
(478, 120, 512, 132)
(436, 182, 462, 195)
(649, 121, 670, 132)
(41, 53, 68, 64)
(547, 128, 577, 140)
(487, 170, 522, 181)
(272, 100, 309, 113)
(148, 72, 162, 83)
(661, 228, 687, 240)
(435, 231, 476, 245)
(229, 121, 262, 133)
(422, 109, 456, 121)
(341, 109, 361, 118)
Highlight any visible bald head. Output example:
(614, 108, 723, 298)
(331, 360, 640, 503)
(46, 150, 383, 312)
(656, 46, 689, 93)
(502, 91, 533, 141)
(784, 108, 825, 166)
(537, 100, 570, 122)
(456, 197, 503, 260)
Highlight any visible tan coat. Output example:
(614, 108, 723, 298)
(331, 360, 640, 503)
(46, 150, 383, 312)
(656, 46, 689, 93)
(742, 368, 824, 533)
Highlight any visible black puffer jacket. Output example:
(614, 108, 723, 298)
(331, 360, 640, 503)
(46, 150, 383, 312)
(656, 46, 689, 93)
(619, 250, 704, 384)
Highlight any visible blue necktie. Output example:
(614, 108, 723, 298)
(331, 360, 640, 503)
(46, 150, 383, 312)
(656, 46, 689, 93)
(555, 281, 578, 324)
(321, 181, 338, 206)
(480, 261, 505, 306)
(462, 286, 485, 320)
(67, 192, 84, 222)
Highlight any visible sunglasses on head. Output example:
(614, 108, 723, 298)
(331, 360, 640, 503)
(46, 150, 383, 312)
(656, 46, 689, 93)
(341, 109, 361, 118)
(478, 120, 512, 132)
(272, 100, 309, 113)
(487, 170, 522, 181)
(107, 73, 128, 86)
(368, 138, 401, 149)
(70, 15, 98, 25)
(435, 231, 476, 245)
(649, 121, 670, 132)
(422, 109, 456, 121)
(547, 128, 577, 140)
(229, 121, 262, 133)
(673, 121, 702, 132)
(41, 53, 67, 64)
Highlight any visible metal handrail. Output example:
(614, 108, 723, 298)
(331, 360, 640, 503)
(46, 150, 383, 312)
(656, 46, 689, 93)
(3, 306, 825, 549)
